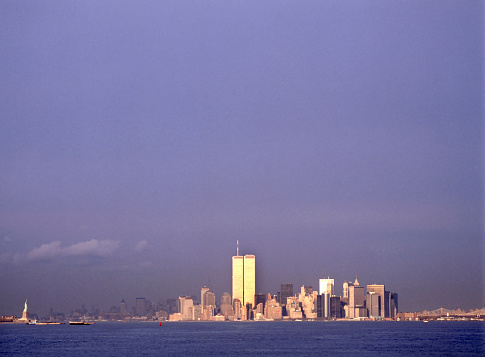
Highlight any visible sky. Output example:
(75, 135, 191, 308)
(0, 1, 483, 316)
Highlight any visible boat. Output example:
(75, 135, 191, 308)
(69, 321, 94, 325)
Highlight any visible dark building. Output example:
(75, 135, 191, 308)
(316, 295, 324, 318)
(166, 299, 178, 314)
(390, 292, 398, 318)
(384, 291, 390, 318)
(135, 298, 146, 317)
(280, 283, 293, 305)
(254, 293, 266, 313)
(330, 296, 342, 319)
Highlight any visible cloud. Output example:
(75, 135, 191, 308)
(26, 239, 119, 261)
(134, 240, 148, 252)
(139, 261, 153, 268)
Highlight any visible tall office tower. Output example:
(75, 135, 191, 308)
(323, 291, 331, 319)
(367, 284, 385, 317)
(135, 297, 146, 317)
(348, 284, 365, 319)
(233, 299, 243, 319)
(330, 296, 342, 319)
(319, 278, 335, 295)
(390, 292, 398, 318)
(201, 286, 210, 308)
(232, 244, 244, 307)
(232, 241, 256, 308)
(204, 291, 216, 308)
(220, 292, 233, 318)
(177, 296, 194, 321)
(280, 283, 293, 305)
(120, 299, 127, 315)
(343, 281, 349, 299)
(384, 291, 390, 318)
(244, 254, 255, 307)
(367, 292, 380, 318)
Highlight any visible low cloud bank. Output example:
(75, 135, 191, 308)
(26, 239, 119, 260)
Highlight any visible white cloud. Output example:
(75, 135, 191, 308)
(134, 240, 148, 252)
(26, 239, 119, 261)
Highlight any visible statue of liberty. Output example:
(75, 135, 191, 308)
(24, 299, 27, 312)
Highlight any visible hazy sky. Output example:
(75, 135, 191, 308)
(1, 1, 483, 316)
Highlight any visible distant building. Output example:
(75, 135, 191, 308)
(319, 278, 334, 295)
(220, 292, 233, 318)
(177, 296, 194, 321)
(233, 298, 243, 320)
(265, 296, 282, 320)
(343, 281, 349, 299)
(280, 283, 293, 306)
(367, 292, 380, 318)
(254, 294, 266, 314)
(367, 284, 385, 317)
(204, 291, 216, 308)
(232, 241, 256, 308)
(135, 298, 146, 317)
(244, 255, 255, 307)
(201, 286, 210, 308)
(330, 296, 342, 319)
(120, 299, 127, 315)
(348, 278, 364, 319)
(390, 292, 399, 318)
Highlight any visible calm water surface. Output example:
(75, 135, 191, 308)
(1, 321, 483, 356)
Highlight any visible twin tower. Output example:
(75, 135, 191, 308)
(232, 241, 255, 308)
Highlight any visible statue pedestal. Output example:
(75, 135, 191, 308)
(21, 311, 28, 320)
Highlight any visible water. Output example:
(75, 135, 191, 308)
(1, 321, 483, 356)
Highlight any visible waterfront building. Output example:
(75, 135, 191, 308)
(135, 298, 146, 317)
(244, 254, 255, 307)
(367, 292, 380, 318)
(232, 246, 244, 307)
(177, 296, 194, 321)
(349, 278, 364, 319)
(343, 281, 349, 299)
(120, 299, 127, 315)
(233, 298, 243, 320)
(204, 290, 216, 308)
(286, 296, 303, 319)
(319, 278, 334, 295)
(254, 293, 266, 314)
(390, 292, 399, 318)
(330, 296, 342, 319)
(280, 283, 293, 306)
(201, 286, 210, 308)
(232, 241, 256, 308)
(367, 284, 385, 317)
(264, 297, 282, 320)
(220, 292, 233, 318)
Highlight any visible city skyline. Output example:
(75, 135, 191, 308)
(0, 1, 482, 317)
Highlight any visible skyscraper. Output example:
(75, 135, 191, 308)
(201, 286, 210, 308)
(231, 241, 256, 308)
(280, 283, 293, 305)
(367, 284, 385, 318)
(135, 297, 146, 317)
(244, 254, 255, 307)
(319, 278, 335, 295)
(232, 244, 244, 307)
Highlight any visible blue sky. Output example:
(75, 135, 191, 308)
(0, 1, 483, 315)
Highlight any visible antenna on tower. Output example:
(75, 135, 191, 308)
(237, 240, 239, 256)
